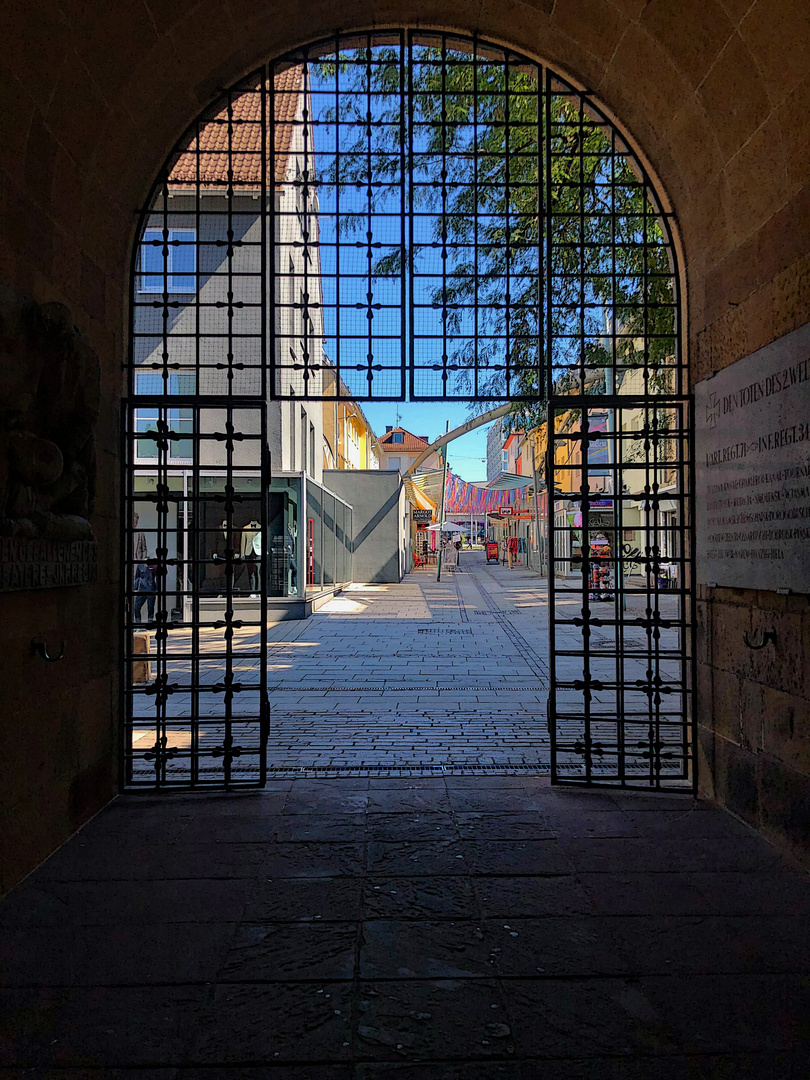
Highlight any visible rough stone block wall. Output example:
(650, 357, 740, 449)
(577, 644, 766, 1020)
(697, 583, 810, 862)
(0, 549, 118, 894)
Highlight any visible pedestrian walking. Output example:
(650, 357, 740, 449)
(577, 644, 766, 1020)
(508, 535, 518, 570)
(444, 536, 459, 572)
(132, 511, 155, 621)
(133, 560, 156, 623)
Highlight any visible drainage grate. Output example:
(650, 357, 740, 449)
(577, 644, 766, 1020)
(417, 628, 473, 635)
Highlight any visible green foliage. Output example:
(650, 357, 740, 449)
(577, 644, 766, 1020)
(312, 43, 677, 410)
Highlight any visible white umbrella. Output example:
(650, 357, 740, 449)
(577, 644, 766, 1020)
(426, 521, 465, 533)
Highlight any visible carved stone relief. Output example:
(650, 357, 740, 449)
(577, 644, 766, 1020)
(0, 287, 100, 590)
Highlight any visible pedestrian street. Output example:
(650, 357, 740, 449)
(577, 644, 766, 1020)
(265, 552, 552, 774)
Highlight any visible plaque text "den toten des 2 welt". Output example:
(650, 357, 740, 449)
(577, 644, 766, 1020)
(695, 322, 810, 593)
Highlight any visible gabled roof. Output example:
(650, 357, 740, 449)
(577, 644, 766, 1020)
(379, 427, 435, 453)
(168, 64, 303, 188)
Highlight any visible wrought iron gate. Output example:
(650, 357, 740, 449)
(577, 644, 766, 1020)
(547, 403, 694, 789)
(126, 31, 693, 790)
(123, 401, 269, 789)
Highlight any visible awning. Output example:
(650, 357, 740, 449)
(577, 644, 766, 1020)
(405, 480, 436, 513)
(486, 473, 534, 490)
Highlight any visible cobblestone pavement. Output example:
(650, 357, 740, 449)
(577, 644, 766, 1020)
(266, 554, 551, 775)
(2, 777, 809, 1075)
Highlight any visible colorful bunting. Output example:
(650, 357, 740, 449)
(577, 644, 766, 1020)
(443, 472, 523, 515)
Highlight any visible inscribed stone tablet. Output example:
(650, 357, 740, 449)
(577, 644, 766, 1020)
(695, 322, 810, 592)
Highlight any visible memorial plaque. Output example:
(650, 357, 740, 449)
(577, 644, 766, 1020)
(695, 322, 810, 592)
(0, 538, 99, 592)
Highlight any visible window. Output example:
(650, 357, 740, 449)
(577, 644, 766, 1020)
(309, 423, 315, 476)
(139, 228, 196, 293)
(133, 372, 194, 461)
(133, 405, 193, 462)
(387, 456, 401, 471)
(392, 431, 404, 444)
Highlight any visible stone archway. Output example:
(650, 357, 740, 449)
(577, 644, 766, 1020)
(3, 0, 809, 886)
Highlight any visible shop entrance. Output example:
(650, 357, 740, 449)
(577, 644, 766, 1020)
(124, 30, 692, 792)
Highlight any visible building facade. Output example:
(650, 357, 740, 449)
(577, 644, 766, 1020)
(502, 429, 525, 476)
(322, 394, 381, 473)
(132, 69, 372, 615)
(378, 426, 442, 474)
(486, 416, 507, 483)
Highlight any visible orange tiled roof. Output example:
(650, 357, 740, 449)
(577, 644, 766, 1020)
(168, 64, 303, 188)
(379, 427, 435, 453)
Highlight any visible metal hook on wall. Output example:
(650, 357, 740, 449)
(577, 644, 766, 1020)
(31, 639, 66, 662)
(743, 628, 776, 651)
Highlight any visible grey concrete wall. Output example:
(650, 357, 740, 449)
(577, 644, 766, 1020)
(324, 471, 404, 585)
(400, 487, 409, 579)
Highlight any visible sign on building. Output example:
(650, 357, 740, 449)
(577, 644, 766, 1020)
(412, 509, 433, 523)
(695, 322, 810, 592)
(499, 506, 513, 516)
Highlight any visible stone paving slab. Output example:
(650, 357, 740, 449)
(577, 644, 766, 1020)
(216, 557, 671, 777)
(1, 776, 810, 1073)
(10, 562, 810, 1072)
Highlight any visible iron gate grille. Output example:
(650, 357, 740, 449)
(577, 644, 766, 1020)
(123, 401, 269, 789)
(127, 30, 693, 790)
(271, 32, 547, 402)
(547, 402, 694, 789)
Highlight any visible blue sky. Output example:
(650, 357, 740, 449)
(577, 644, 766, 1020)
(362, 400, 491, 481)
(303, 54, 509, 481)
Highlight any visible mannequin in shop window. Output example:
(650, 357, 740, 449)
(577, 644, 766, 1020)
(286, 525, 297, 591)
(241, 520, 261, 595)
(207, 518, 232, 593)
(132, 511, 155, 622)
(133, 561, 156, 623)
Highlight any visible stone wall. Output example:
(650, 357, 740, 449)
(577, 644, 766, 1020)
(697, 584, 810, 862)
(1, 0, 808, 889)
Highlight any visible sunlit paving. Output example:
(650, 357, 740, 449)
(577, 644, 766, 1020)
(127, 548, 688, 783)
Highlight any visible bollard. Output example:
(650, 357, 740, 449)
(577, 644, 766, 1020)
(132, 630, 152, 683)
